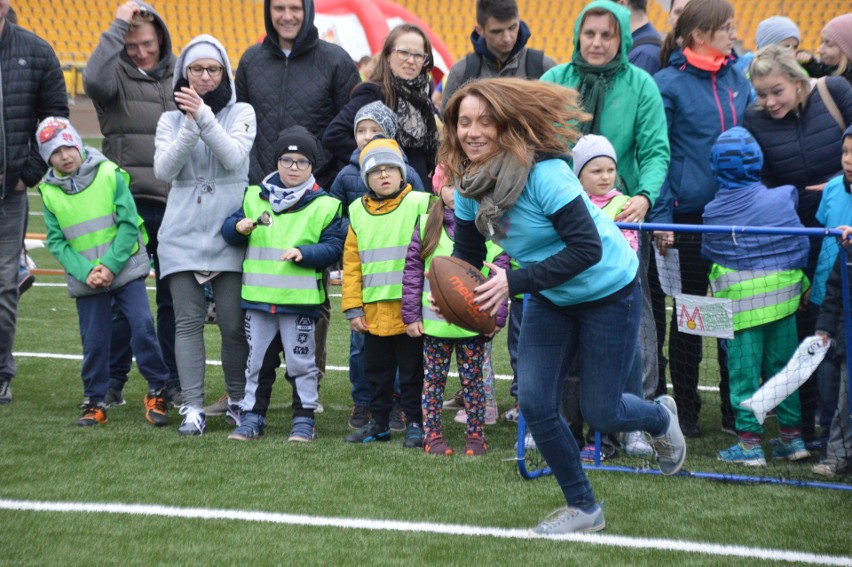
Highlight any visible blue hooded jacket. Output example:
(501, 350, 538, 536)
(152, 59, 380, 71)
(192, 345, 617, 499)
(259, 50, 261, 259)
(701, 127, 809, 271)
(650, 49, 754, 222)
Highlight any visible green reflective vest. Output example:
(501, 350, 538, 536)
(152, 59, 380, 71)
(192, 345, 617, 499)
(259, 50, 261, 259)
(349, 190, 432, 303)
(600, 193, 631, 220)
(419, 213, 504, 338)
(39, 162, 144, 263)
(241, 187, 341, 305)
(709, 264, 808, 331)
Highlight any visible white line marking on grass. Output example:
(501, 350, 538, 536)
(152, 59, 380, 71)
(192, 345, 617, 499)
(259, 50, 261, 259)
(0, 499, 847, 565)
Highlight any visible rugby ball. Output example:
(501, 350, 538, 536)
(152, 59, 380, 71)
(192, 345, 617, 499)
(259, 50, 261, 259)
(427, 256, 496, 335)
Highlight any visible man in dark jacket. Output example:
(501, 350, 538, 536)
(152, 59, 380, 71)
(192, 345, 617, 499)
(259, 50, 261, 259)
(235, 0, 359, 406)
(440, 0, 556, 112)
(83, 0, 179, 406)
(0, 0, 68, 403)
(611, 0, 663, 75)
(236, 0, 360, 189)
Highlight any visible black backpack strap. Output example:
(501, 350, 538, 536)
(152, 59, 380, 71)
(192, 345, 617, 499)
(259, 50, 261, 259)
(524, 48, 546, 79)
(631, 35, 663, 49)
(460, 53, 483, 85)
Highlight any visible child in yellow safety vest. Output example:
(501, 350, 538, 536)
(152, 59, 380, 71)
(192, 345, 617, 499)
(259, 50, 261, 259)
(342, 137, 433, 447)
(35, 117, 171, 428)
(221, 126, 344, 442)
(401, 165, 510, 456)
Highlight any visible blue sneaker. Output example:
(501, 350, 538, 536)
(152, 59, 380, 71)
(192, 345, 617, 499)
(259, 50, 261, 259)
(228, 412, 265, 441)
(288, 416, 316, 442)
(403, 422, 424, 448)
(345, 420, 391, 443)
(770, 438, 810, 462)
(718, 441, 766, 466)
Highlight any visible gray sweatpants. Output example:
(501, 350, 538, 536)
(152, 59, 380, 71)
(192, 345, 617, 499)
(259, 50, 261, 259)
(825, 361, 852, 467)
(239, 310, 319, 413)
(169, 271, 248, 409)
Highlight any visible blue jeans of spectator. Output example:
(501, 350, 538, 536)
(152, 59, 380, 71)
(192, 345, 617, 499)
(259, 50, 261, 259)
(518, 283, 668, 511)
(349, 329, 370, 407)
(0, 192, 26, 383)
(109, 202, 178, 392)
(77, 278, 169, 403)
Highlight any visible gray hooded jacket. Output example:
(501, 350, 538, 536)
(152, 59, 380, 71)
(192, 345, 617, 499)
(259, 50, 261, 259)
(153, 35, 257, 278)
(82, 1, 176, 205)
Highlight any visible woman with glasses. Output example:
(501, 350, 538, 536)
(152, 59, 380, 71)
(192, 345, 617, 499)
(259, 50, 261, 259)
(154, 34, 257, 436)
(323, 23, 439, 185)
(649, 0, 754, 438)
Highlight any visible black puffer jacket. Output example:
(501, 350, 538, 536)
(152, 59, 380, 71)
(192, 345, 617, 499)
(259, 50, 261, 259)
(235, 0, 360, 188)
(0, 21, 68, 199)
(743, 76, 852, 227)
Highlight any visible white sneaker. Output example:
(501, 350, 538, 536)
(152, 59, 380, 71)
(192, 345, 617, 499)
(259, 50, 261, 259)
(177, 406, 206, 436)
(453, 405, 498, 426)
(651, 395, 686, 475)
(513, 432, 537, 451)
(502, 404, 519, 423)
(531, 505, 605, 535)
(623, 430, 654, 457)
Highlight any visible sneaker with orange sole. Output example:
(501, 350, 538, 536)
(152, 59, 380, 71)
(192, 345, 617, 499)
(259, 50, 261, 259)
(424, 431, 454, 456)
(76, 404, 108, 427)
(144, 389, 169, 426)
(464, 433, 488, 456)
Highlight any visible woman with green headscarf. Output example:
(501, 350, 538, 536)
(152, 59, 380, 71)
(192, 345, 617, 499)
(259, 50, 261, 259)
(541, 0, 669, 223)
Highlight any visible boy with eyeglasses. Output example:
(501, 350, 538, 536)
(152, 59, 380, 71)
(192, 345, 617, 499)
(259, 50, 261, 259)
(221, 126, 344, 442)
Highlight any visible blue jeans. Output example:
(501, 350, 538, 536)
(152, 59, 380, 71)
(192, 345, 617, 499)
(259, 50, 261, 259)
(77, 278, 169, 403)
(0, 192, 27, 382)
(507, 297, 524, 399)
(349, 329, 370, 407)
(109, 202, 178, 391)
(518, 283, 668, 510)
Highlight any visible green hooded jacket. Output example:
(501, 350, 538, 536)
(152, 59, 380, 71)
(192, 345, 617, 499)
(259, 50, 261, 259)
(540, 0, 669, 208)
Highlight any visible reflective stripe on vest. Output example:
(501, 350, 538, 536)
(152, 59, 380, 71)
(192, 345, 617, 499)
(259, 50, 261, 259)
(39, 162, 141, 262)
(709, 264, 807, 331)
(349, 190, 432, 303)
(241, 187, 341, 305)
(419, 213, 504, 338)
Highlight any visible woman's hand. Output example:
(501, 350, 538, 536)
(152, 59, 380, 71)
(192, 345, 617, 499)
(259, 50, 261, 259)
(280, 248, 303, 262)
(406, 321, 423, 337)
(474, 262, 509, 317)
(350, 316, 369, 334)
(615, 195, 650, 223)
(654, 230, 675, 256)
(174, 86, 204, 120)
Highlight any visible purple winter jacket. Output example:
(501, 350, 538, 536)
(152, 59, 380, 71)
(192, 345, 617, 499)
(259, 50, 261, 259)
(402, 206, 510, 329)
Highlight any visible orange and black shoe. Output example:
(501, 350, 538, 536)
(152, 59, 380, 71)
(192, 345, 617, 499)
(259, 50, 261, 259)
(144, 389, 169, 427)
(464, 433, 488, 456)
(76, 404, 108, 427)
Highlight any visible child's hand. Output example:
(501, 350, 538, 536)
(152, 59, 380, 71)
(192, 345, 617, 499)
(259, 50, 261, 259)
(94, 265, 115, 287)
(837, 226, 852, 249)
(405, 321, 423, 337)
(805, 183, 826, 192)
(350, 316, 369, 333)
(85, 268, 103, 289)
(280, 248, 303, 262)
(815, 331, 831, 346)
(615, 195, 650, 223)
(236, 218, 255, 235)
(484, 325, 502, 339)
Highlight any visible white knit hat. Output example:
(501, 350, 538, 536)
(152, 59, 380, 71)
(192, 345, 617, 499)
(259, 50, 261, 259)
(36, 117, 83, 164)
(181, 41, 224, 79)
(572, 134, 617, 177)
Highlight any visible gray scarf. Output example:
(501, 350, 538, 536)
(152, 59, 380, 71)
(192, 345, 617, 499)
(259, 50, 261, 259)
(262, 170, 315, 213)
(43, 148, 109, 194)
(456, 152, 531, 239)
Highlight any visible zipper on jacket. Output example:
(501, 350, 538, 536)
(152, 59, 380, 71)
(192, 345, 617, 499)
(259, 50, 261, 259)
(711, 73, 726, 132)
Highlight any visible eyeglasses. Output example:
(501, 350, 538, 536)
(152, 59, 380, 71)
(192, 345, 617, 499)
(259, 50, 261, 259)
(718, 22, 736, 35)
(390, 48, 428, 64)
(367, 166, 398, 177)
(125, 39, 158, 53)
(278, 157, 312, 170)
(187, 65, 224, 78)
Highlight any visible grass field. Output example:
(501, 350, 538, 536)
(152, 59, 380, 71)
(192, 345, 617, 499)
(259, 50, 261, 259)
(2, 189, 850, 565)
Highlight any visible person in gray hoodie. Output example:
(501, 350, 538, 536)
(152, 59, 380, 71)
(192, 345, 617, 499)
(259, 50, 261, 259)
(83, 1, 179, 406)
(154, 35, 256, 436)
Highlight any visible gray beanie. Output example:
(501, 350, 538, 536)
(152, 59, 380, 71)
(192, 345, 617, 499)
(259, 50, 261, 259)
(36, 116, 83, 164)
(354, 101, 397, 140)
(359, 136, 406, 188)
(755, 16, 801, 50)
(572, 134, 617, 177)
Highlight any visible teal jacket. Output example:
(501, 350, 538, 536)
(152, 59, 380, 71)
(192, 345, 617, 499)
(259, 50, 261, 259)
(540, 0, 670, 208)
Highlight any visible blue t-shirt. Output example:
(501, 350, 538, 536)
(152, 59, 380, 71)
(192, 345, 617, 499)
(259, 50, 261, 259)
(813, 175, 852, 306)
(454, 159, 638, 306)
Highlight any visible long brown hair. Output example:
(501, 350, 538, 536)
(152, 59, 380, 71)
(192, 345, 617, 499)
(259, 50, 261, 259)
(420, 165, 451, 260)
(438, 78, 590, 182)
(367, 23, 434, 111)
(659, 0, 734, 66)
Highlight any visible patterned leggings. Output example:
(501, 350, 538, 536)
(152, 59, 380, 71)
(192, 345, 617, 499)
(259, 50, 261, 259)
(422, 334, 487, 436)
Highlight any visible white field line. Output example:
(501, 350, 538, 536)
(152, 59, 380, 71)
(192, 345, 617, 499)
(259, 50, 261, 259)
(0, 499, 848, 565)
(13, 351, 721, 392)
